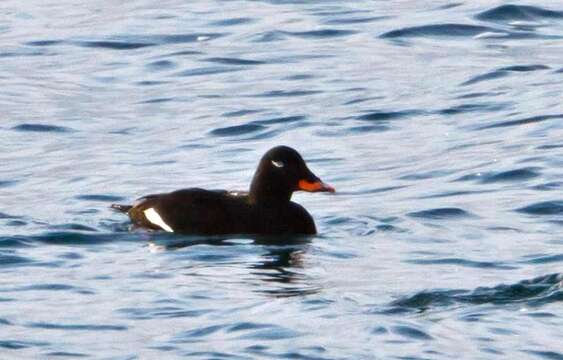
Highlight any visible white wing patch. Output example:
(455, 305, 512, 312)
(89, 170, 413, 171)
(144, 208, 174, 232)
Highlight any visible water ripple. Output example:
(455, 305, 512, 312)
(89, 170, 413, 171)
(407, 207, 475, 220)
(380, 24, 498, 39)
(461, 64, 550, 86)
(282, 29, 357, 39)
(455, 167, 541, 184)
(27, 322, 127, 331)
(475, 4, 563, 23)
(388, 273, 563, 312)
(12, 123, 74, 133)
(516, 201, 563, 215)
(477, 114, 563, 130)
(204, 57, 266, 66)
(406, 258, 516, 270)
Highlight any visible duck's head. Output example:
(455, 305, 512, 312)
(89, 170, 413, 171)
(249, 146, 335, 203)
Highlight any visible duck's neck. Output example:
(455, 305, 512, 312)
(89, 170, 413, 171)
(248, 168, 292, 205)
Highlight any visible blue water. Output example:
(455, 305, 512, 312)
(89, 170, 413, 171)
(1, 1, 563, 358)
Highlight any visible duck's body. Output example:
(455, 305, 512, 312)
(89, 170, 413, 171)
(123, 188, 316, 235)
(112, 146, 334, 235)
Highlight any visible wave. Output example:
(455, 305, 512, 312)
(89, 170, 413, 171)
(388, 273, 563, 312)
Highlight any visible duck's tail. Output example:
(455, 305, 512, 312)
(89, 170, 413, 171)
(111, 204, 133, 213)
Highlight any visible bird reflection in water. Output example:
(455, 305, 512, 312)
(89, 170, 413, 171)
(145, 234, 322, 298)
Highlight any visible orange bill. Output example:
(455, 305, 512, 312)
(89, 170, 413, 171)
(298, 179, 336, 193)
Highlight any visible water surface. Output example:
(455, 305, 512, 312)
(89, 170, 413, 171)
(1, 1, 562, 358)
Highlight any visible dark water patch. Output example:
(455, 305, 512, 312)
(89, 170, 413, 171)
(173, 325, 224, 342)
(323, 16, 389, 25)
(481, 168, 540, 184)
(461, 65, 549, 86)
(389, 273, 563, 312)
(475, 4, 563, 23)
(25, 40, 63, 47)
(521, 254, 563, 264)
(0, 50, 53, 58)
(526, 312, 556, 318)
(346, 185, 408, 195)
(0, 283, 94, 295)
(408, 207, 474, 220)
(12, 123, 74, 133)
(0, 212, 21, 220)
(0, 236, 33, 248)
(455, 91, 502, 99)
(140, 97, 173, 104)
(380, 24, 497, 38)
(160, 50, 204, 58)
(524, 350, 563, 360)
(6, 220, 28, 227)
(204, 57, 266, 66)
(0, 253, 34, 267)
(537, 144, 563, 150)
(357, 110, 415, 122)
(254, 115, 305, 125)
(176, 66, 242, 77)
(436, 2, 463, 10)
(252, 90, 322, 97)
(0, 340, 50, 350)
(117, 306, 212, 320)
(284, 74, 315, 81)
(29, 231, 135, 245)
(75, 194, 125, 202)
(455, 167, 540, 184)
(392, 325, 433, 341)
(28, 322, 127, 331)
(0, 180, 18, 188)
(348, 125, 390, 133)
(221, 109, 263, 118)
(146, 59, 176, 71)
(406, 258, 516, 270)
(210, 17, 254, 26)
(282, 29, 357, 39)
(45, 352, 89, 358)
(251, 30, 288, 43)
(226, 322, 272, 333)
(343, 95, 384, 105)
(58, 252, 84, 260)
(399, 170, 453, 181)
(516, 201, 563, 215)
(461, 70, 510, 86)
(73, 34, 222, 50)
(533, 182, 562, 191)
(182, 351, 244, 358)
(439, 102, 507, 115)
(236, 324, 299, 340)
(499, 64, 550, 72)
(325, 215, 404, 236)
(73, 40, 155, 50)
(477, 114, 563, 130)
(136, 80, 170, 86)
(152, 33, 224, 44)
(210, 124, 265, 137)
(48, 223, 99, 232)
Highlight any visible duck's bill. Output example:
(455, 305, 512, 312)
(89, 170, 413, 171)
(298, 179, 336, 193)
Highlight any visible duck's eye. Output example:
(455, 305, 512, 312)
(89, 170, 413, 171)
(271, 160, 285, 168)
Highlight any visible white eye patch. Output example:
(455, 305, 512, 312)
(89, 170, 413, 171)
(271, 160, 285, 168)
